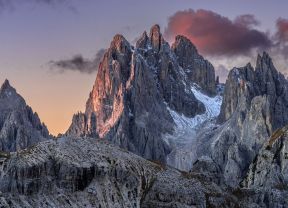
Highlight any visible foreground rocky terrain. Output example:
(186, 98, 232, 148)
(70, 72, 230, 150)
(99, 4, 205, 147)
(0, 137, 240, 208)
(1, 24, 288, 207)
(0, 134, 286, 208)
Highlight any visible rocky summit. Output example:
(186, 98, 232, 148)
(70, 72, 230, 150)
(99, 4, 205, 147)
(66, 25, 218, 165)
(0, 80, 50, 152)
(192, 52, 288, 187)
(1, 24, 288, 207)
(0, 137, 240, 208)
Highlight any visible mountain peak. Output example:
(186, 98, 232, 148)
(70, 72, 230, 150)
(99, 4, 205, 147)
(172, 35, 198, 54)
(174, 35, 193, 44)
(110, 34, 130, 52)
(1, 79, 12, 91)
(256, 51, 273, 69)
(67, 24, 218, 163)
(149, 24, 160, 35)
(136, 31, 149, 49)
(0, 79, 18, 98)
(149, 24, 163, 52)
(112, 34, 126, 43)
(0, 79, 50, 152)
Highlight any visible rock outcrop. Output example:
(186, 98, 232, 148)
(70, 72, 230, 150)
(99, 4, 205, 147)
(67, 25, 217, 163)
(235, 125, 288, 208)
(0, 80, 50, 152)
(243, 125, 288, 189)
(0, 136, 240, 208)
(218, 52, 288, 127)
(194, 52, 288, 187)
(172, 35, 216, 95)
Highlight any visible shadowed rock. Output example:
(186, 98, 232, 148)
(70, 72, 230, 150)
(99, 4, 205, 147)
(194, 52, 288, 187)
(0, 80, 50, 152)
(66, 25, 216, 163)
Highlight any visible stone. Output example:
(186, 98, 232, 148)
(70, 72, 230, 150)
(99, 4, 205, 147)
(0, 80, 50, 152)
(172, 35, 216, 95)
(195, 52, 288, 187)
(0, 136, 240, 207)
(66, 25, 216, 164)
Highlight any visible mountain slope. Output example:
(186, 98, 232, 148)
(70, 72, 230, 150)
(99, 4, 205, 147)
(66, 25, 217, 163)
(193, 52, 288, 187)
(0, 80, 50, 152)
(0, 136, 239, 208)
(243, 124, 288, 189)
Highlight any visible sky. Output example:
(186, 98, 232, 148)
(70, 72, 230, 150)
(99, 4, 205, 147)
(0, 0, 288, 135)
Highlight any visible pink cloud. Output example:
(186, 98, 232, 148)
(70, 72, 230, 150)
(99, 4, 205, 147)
(164, 9, 272, 56)
(276, 18, 288, 42)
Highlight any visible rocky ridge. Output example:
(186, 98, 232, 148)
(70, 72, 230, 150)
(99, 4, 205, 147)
(66, 25, 218, 163)
(0, 136, 239, 208)
(192, 52, 288, 187)
(0, 80, 50, 152)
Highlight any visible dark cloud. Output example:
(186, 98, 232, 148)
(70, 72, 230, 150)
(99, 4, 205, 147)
(49, 49, 106, 74)
(164, 9, 272, 56)
(234, 14, 260, 28)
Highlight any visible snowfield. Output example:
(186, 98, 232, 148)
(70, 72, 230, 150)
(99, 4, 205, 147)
(165, 85, 222, 171)
(168, 86, 222, 130)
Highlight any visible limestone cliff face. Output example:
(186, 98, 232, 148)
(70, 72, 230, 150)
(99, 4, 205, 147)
(219, 52, 288, 128)
(67, 25, 216, 162)
(237, 125, 288, 208)
(172, 35, 216, 95)
(243, 125, 288, 189)
(195, 52, 288, 187)
(0, 135, 286, 208)
(0, 80, 50, 152)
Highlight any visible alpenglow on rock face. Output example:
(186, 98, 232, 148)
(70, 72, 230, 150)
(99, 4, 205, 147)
(66, 25, 218, 163)
(0, 80, 50, 152)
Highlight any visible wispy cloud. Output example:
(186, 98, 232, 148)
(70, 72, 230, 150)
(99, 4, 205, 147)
(49, 49, 106, 74)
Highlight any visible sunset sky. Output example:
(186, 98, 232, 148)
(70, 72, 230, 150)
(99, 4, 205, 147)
(1, 0, 288, 135)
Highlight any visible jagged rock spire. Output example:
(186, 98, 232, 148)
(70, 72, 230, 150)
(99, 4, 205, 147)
(1, 79, 11, 90)
(110, 34, 131, 54)
(136, 31, 149, 49)
(256, 52, 276, 68)
(172, 35, 216, 95)
(0, 79, 17, 96)
(66, 24, 217, 163)
(149, 24, 163, 52)
(211, 52, 288, 186)
(0, 79, 51, 152)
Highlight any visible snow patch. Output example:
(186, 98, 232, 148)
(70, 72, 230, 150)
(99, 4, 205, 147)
(168, 86, 222, 131)
(165, 86, 222, 171)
